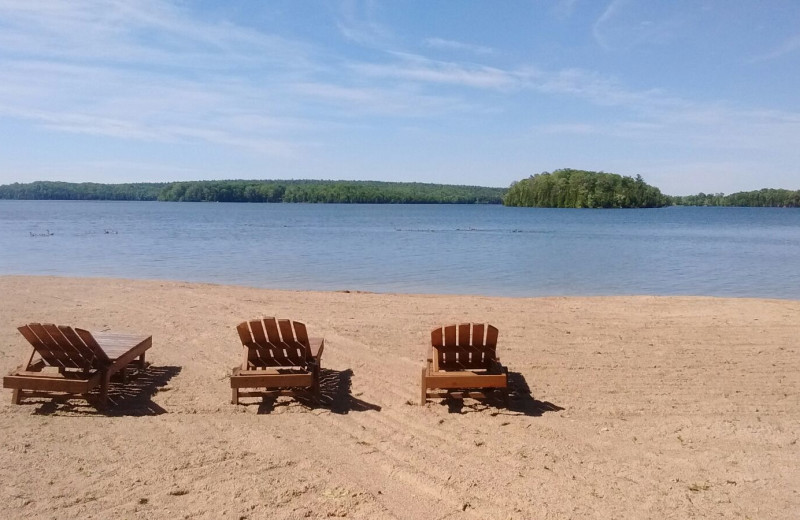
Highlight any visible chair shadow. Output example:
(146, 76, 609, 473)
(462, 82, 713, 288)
(30, 365, 182, 417)
(255, 368, 382, 415)
(440, 371, 564, 417)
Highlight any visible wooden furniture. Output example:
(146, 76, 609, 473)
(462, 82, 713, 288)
(3, 323, 152, 407)
(230, 317, 324, 405)
(420, 323, 508, 405)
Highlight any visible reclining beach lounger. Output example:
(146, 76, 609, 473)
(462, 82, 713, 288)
(420, 323, 509, 405)
(230, 317, 324, 405)
(4, 323, 152, 407)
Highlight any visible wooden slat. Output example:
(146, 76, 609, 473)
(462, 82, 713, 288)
(249, 320, 268, 346)
(458, 323, 471, 347)
(41, 324, 86, 367)
(472, 323, 485, 347)
(230, 372, 313, 389)
(24, 323, 68, 368)
(424, 372, 507, 389)
(90, 332, 149, 361)
(74, 329, 112, 364)
(277, 319, 295, 343)
(23, 323, 82, 369)
(444, 325, 457, 347)
(236, 322, 253, 345)
(485, 325, 499, 347)
(431, 327, 443, 348)
(263, 318, 282, 344)
(57, 326, 96, 366)
(293, 321, 309, 347)
(4, 371, 101, 393)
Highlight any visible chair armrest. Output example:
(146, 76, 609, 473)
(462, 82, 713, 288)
(312, 338, 324, 362)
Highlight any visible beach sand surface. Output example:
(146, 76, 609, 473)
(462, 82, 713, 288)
(1, 276, 798, 519)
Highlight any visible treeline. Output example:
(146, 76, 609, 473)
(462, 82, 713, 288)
(158, 180, 504, 203)
(672, 189, 800, 207)
(0, 181, 164, 201)
(503, 169, 669, 208)
(3, 176, 797, 208)
(0, 179, 505, 204)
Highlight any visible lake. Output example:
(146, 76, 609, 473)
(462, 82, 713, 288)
(1, 201, 798, 299)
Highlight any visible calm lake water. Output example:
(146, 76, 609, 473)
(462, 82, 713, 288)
(1, 200, 798, 299)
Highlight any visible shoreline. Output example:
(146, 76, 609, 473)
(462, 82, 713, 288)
(1, 275, 798, 519)
(2, 273, 798, 302)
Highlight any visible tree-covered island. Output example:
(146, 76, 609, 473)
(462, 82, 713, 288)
(503, 169, 669, 208)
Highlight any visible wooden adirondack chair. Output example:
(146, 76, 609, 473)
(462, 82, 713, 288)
(420, 323, 508, 405)
(230, 318, 324, 405)
(3, 323, 152, 407)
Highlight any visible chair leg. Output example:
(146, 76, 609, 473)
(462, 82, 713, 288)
(97, 374, 110, 409)
(231, 387, 239, 405)
(11, 388, 21, 405)
(419, 366, 428, 406)
(313, 366, 321, 404)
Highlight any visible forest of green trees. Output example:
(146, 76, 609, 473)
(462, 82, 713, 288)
(1, 175, 798, 207)
(0, 180, 505, 204)
(0, 181, 165, 201)
(157, 180, 506, 203)
(671, 189, 800, 207)
(503, 169, 669, 208)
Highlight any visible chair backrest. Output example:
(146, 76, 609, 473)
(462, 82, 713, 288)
(18, 323, 111, 370)
(431, 323, 499, 370)
(236, 317, 311, 369)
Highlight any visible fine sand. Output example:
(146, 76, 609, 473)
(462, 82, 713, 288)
(1, 276, 798, 519)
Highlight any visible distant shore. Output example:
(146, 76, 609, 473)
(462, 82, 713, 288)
(2, 275, 799, 518)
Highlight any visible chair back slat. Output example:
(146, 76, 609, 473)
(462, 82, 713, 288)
(237, 318, 311, 369)
(431, 323, 499, 370)
(44, 324, 91, 368)
(73, 328, 112, 366)
(431, 327, 444, 348)
(263, 318, 282, 344)
(444, 325, 457, 347)
(18, 323, 110, 370)
(472, 323, 486, 347)
(236, 322, 252, 345)
(249, 319, 269, 345)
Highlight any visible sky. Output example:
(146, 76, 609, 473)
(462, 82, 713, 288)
(1, 1, 799, 195)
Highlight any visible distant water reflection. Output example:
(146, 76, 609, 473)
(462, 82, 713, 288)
(1, 201, 798, 299)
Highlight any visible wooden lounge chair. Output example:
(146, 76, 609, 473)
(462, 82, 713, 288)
(3, 323, 152, 407)
(230, 317, 324, 405)
(420, 323, 508, 406)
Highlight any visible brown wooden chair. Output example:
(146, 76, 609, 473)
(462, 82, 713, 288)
(3, 323, 152, 407)
(230, 317, 324, 405)
(420, 323, 508, 406)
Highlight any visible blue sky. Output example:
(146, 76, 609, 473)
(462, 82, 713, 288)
(1, 1, 799, 195)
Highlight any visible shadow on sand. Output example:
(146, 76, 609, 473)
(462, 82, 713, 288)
(440, 370, 564, 417)
(28, 365, 182, 416)
(255, 368, 382, 415)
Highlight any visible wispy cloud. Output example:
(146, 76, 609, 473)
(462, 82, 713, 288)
(552, 0, 579, 20)
(592, 0, 682, 51)
(0, 1, 324, 154)
(749, 33, 800, 62)
(352, 52, 523, 90)
(423, 38, 494, 56)
(334, 0, 394, 47)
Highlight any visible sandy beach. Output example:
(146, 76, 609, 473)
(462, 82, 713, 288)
(0, 275, 798, 519)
